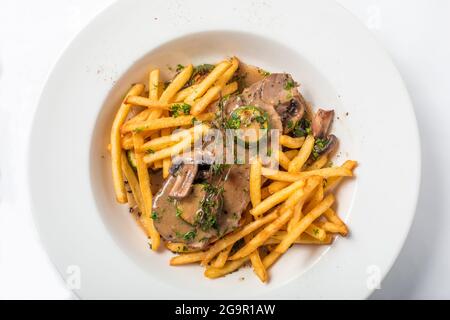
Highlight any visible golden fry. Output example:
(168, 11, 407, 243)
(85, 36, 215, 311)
(261, 167, 353, 182)
(250, 158, 262, 208)
(140, 127, 194, 152)
(250, 179, 305, 217)
(111, 83, 145, 203)
(284, 149, 299, 160)
(307, 154, 328, 170)
(165, 242, 201, 253)
(212, 244, 233, 268)
(121, 152, 144, 212)
(324, 160, 358, 191)
(275, 194, 335, 254)
(132, 133, 160, 250)
(204, 257, 249, 279)
(215, 57, 239, 87)
(288, 135, 315, 172)
(160, 64, 193, 104)
(186, 61, 231, 102)
(149, 69, 160, 101)
(268, 181, 290, 194)
(143, 125, 209, 164)
(230, 208, 293, 260)
(121, 113, 214, 133)
(280, 135, 305, 149)
(170, 252, 207, 265)
(191, 85, 222, 116)
(201, 210, 279, 265)
(125, 96, 170, 110)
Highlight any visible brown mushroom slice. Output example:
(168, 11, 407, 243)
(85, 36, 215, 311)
(313, 134, 339, 158)
(312, 109, 335, 138)
(169, 163, 198, 199)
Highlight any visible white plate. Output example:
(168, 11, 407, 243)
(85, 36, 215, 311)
(28, 0, 421, 299)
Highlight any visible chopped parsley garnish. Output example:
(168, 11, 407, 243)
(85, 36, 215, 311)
(312, 138, 329, 160)
(258, 68, 271, 76)
(133, 127, 144, 133)
(211, 164, 229, 176)
(151, 211, 160, 221)
(183, 230, 197, 241)
(146, 149, 155, 154)
(191, 117, 198, 125)
(170, 103, 191, 117)
(284, 79, 296, 90)
(292, 118, 312, 137)
(225, 112, 241, 129)
(186, 64, 215, 86)
(195, 183, 224, 231)
(176, 206, 183, 217)
(176, 64, 185, 72)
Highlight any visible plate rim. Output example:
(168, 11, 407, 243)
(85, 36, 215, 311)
(27, 0, 422, 299)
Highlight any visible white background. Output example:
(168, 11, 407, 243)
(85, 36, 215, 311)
(0, 0, 449, 299)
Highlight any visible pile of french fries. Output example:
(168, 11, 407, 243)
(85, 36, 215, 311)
(109, 57, 357, 283)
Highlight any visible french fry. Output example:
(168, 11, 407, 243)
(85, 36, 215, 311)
(242, 212, 267, 282)
(307, 155, 328, 170)
(132, 133, 160, 250)
(149, 69, 160, 101)
(280, 135, 305, 149)
(250, 179, 305, 217)
(186, 61, 231, 102)
(275, 194, 335, 254)
(324, 160, 358, 191)
(212, 244, 233, 268)
(160, 64, 193, 104)
(201, 210, 279, 265)
(262, 251, 281, 269)
(161, 127, 172, 179)
(248, 248, 267, 282)
(165, 242, 201, 253)
(261, 167, 353, 182)
(304, 182, 324, 213)
(222, 81, 238, 96)
(284, 149, 299, 160)
(263, 195, 334, 269)
(121, 113, 214, 133)
(324, 208, 346, 227)
(140, 127, 194, 152)
(121, 152, 144, 212)
(316, 220, 348, 236)
(288, 134, 315, 172)
(215, 57, 239, 87)
(174, 81, 237, 103)
(170, 252, 207, 265)
(287, 201, 327, 240)
(230, 208, 293, 260)
(143, 125, 209, 164)
(111, 83, 145, 203)
(125, 96, 170, 109)
(174, 84, 198, 102)
(268, 181, 290, 194)
(274, 149, 291, 171)
(204, 257, 249, 279)
(191, 85, 222, 116)
(153, 160, 164, 169)
(125, 109, 152, 125)
(250, 158, 262, 208)
(264, 232, 333, 245)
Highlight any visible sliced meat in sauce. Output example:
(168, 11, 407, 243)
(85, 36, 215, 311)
(152, 72, 311, 249)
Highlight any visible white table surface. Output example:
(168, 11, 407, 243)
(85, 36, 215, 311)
(0, 0, 449, 300)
